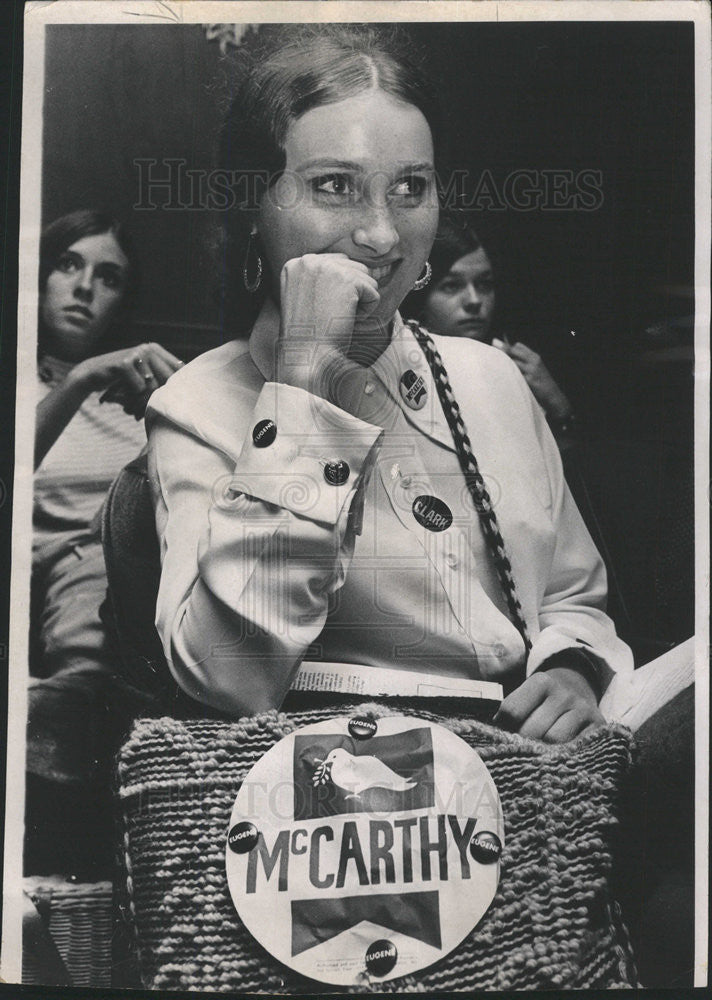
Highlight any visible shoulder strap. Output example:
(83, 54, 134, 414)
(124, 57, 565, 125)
(407, 320, 532, 656)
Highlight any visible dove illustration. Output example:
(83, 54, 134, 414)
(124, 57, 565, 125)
(314, 748, 417, 800)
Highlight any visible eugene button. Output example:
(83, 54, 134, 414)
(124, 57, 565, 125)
(252, 419, 277, 448)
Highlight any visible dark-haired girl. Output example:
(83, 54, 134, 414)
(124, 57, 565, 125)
(28, 212, 182, 869)
(402, 215, 576, 438)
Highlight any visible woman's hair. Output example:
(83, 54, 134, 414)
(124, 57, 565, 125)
(217, 23, 440, 334)
(400, 212, 485, 323)
(38, 209, 141, 353)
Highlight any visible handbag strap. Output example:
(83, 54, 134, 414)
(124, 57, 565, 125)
(407, 319, 532, 655)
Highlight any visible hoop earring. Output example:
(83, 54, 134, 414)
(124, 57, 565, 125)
(243, 229, 262, 293)
(412, 260, 432, 291)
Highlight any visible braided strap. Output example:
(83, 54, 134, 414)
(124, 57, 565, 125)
(407, 320, 532, 654)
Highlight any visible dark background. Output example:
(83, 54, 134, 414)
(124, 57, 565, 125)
(42, 22, 695, 362)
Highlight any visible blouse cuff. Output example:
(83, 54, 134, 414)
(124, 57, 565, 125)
(527, 626, 616, 696)
(231, 381, 383, 525)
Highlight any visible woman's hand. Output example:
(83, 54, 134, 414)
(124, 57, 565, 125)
(36, 342, 183, 468)
(493, 665, 605, 742)
(276, 253, 380, 404)
(498, 341, 572, 421)
(74, 342, 184, 418)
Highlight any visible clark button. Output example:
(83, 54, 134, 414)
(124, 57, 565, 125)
(323, 459, 350, 486)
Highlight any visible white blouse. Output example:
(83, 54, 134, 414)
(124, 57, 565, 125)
(146, 301, 632, 716)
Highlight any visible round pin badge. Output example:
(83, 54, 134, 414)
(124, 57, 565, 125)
(348, 716, 377, 740)
(412, 495, 453, 533)
(225, 715, 504, 986)
(399, 369, 427, 410)
(323, 459, 350, 486)
(228, 822, 259, 854)
(365, 939, 398, 977)
(469, 830, 502, 864)
(252, 419, 277, 448)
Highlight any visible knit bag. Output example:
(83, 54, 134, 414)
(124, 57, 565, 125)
(116, 700, 638, 992)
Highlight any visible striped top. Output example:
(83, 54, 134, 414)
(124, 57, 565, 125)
(34, 355, 147, 563)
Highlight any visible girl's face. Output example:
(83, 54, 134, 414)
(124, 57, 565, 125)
(40, 231, 129, 360)
(258, 88, 439, 327)
(423, 247, 495, 341)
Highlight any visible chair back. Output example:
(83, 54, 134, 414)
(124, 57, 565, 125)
(101, 453, 198, 716)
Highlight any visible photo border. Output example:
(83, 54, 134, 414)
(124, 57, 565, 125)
(2, 1, 709, 993)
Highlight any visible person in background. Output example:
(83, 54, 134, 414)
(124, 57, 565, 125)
(27, 209, 183, 875)
(402, 214, 578, 443)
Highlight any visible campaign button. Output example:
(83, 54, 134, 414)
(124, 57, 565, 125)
(470, 830, 502, 864)
(365, 939, 398, 977)
(399, 370, 427, 410)
(412, 495, 453, 532)
(348, 716, 377, 740)
(323, 460, 350, 486)
(227, 822, 259, 854)
(226, 715, 504, 986)
(252, 419, 277, 448)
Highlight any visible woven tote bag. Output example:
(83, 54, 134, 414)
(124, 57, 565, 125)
(116, 700, 638, 992)
(23, 876, 113, 987)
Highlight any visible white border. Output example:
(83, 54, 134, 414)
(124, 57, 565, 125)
(4, 0, 710, 989)
(692, 4, 711, 985)
(1, 7, 44, 983)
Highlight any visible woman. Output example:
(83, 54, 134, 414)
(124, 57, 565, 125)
(146, 24, 632, 741)
(402, 215, 576, 436)
(28, 210, 182, 872)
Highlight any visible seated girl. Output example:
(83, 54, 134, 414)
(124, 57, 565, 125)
(401, 215, 578, 443)
(28, 210, 182, 872)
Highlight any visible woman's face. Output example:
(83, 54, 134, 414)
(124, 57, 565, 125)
(423, 247, 495, 341)
(40, 231, 129, 360)
(258, 88, 439, 327)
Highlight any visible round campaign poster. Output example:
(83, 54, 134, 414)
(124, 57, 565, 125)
(225, 715, 504, 986)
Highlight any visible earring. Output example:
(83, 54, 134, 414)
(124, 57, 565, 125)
(412, 260, 432, 291)
(243, 227, 263, 293)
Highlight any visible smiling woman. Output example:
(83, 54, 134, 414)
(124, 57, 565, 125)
(263, 87, 438, 378)
(258, 87, 438, 354)
(144, 22, 634, 743)
(217, 23, 441, 340)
